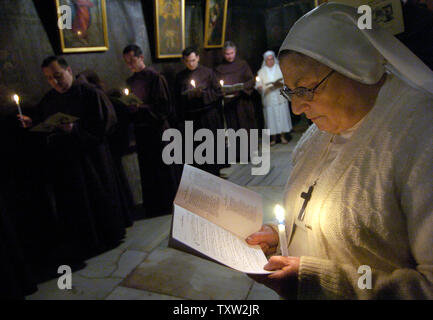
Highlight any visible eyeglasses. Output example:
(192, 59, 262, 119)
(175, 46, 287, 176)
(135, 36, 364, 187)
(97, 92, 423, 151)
(280, 70, 335, 101)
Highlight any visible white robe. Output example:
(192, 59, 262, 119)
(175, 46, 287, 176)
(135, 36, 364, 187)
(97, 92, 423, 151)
(255, 64, 292, 135)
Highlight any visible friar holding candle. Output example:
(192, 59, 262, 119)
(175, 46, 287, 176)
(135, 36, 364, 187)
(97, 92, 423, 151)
(215, 41, 257, 136)
(17, 56, 130, 263)
(246, 3, 433, 299)
(122, 44, 180, 216)
(174, 46, 224, 176)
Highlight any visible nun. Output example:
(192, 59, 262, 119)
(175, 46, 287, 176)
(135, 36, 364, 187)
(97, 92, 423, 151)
(246, 3, 433, 299)
(255, 51, 293, 145)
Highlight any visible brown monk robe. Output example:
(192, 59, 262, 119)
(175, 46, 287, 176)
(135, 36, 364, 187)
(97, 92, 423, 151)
(215, 51, 257, 135)
(19, 56, 129, 263)
(124, 45, 179, 217)
(0, 194, 37, 299)
(175, 48, 224, 176)
(76, 70, 134, 227)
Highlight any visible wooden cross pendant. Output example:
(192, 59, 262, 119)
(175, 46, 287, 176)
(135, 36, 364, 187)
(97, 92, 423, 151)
(297, 183, 316, 221)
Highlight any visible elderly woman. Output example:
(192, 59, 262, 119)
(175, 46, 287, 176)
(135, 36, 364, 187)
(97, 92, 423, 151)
(255, 51, 293, 145)
(247, 3, 433, 299)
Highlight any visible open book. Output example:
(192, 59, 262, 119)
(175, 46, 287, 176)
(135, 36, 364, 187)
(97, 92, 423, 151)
(265, 78, 283, 87)
(30, 112, 80, 133)
(169, 164, 271, 274)
(113, 92, 143, 106)
(221, 82, 244, 94)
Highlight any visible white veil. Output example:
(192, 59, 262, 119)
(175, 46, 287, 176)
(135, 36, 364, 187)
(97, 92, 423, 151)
(279, 2, 433, 96)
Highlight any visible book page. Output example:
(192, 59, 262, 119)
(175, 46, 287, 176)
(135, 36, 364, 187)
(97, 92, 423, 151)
(31, 112, 80, 133)
(118, 93, 143, 105)
(172, 205, 271, 274)
(222, 83, 244, 94)
(265, 78, 283, 86)
(175, 165, 263, 239)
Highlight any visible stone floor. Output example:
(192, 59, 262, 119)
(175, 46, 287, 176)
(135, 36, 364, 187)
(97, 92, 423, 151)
(26, 131, 302, 300)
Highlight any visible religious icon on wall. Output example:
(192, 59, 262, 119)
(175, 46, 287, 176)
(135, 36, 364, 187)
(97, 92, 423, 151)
(55, 0, 109, 53)
(204, 0, 228, 48)
(154, 0, 186, 59)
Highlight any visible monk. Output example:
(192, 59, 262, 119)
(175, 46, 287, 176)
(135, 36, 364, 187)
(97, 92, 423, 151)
(19, 56, 128, 262)
(215, 41, 257, 161)
(123, 44, 179, 216)
(175, 47, 223, 176)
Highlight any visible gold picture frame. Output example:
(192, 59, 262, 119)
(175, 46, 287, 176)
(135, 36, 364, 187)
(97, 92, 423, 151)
(204, 0, 228, 48)
(154, 0, 186, 59)
(55, 0, 109, 53)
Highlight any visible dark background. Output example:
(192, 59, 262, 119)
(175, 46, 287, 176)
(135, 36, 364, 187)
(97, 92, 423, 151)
(0, 0, 314, 118)
(0, 0, 432, 117)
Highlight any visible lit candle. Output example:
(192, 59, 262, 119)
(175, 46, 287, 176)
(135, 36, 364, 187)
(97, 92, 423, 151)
(190, 80, 196, 88)
(256, 76, 260, 83)
(220, 80, 224, 87)
(274, 204, 288, 256)
(123, 88, 129, 96)
(13, 94, 25, 127)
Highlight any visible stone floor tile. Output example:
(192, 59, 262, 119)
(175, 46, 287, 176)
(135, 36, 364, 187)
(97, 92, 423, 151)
(246, 282, 281, 300)
(158, 236, 170, 249)
(26, 275, 122, 300)
(119, 215, 172, 253)
(79, 248, 125, 278)
(106, 286, 183, 300)
(112, 250, 148, 278)
(121, 247, 254, 300)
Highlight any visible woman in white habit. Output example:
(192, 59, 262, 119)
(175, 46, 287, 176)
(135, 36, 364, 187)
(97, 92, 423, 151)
(247, 3, 433, 299)
(255, 51, 293, 145)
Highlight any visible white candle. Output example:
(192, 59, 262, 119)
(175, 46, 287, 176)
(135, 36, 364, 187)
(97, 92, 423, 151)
(13, 94, 25, 127)
(220, 80, 224, 87)
(274, 204, 289, 256)
(13, 94, 23, 116)
(123, 88, 129, 96)
(191, 80, 196, 88)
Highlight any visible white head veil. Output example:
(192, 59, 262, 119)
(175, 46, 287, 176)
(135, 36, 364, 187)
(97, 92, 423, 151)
(279, 2, 433, 96)
(262, 50, 279, 68)
(261, 50, 283, 83)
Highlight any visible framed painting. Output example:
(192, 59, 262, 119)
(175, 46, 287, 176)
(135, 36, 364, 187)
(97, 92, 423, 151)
(154, 0, 186, 59)
(55, 0, 109, 53)
(204, 0, 228, 48)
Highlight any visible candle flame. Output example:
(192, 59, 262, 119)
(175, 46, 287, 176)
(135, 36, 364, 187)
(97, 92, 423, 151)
(13, 94, 19, 104)
(274, 204, 285, 223)
(220, 80, 224, 87)
(191, 80, 196, 88)
(123, 88, 129, 96)
(256, 76, 260, 83)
